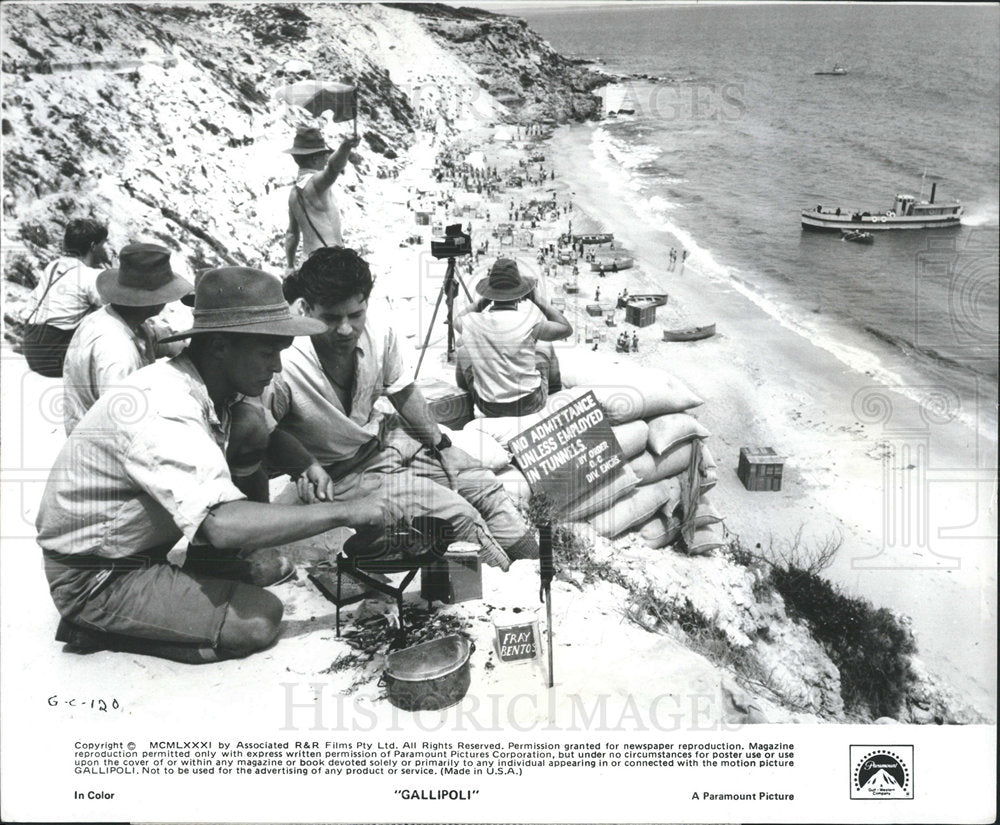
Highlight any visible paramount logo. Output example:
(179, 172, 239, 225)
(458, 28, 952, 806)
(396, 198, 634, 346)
(850, 746, 913, 800)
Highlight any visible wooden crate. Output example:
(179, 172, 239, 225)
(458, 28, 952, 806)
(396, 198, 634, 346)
(585, 303, 604, 317)
(737, 447, 784, 491)
(625, 302, 657, 327)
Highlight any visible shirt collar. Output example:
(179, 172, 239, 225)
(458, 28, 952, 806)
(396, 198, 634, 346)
(105, 305, 146, 340)
(171, 350, 239, 429)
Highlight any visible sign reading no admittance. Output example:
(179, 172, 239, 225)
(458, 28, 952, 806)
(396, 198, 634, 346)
(508, 391, 625, 513)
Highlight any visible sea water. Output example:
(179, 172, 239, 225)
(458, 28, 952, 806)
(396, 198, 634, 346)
(507, 2, 999, 438)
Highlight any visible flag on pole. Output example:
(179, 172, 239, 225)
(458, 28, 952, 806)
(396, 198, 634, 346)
(275, 80, 357, 121)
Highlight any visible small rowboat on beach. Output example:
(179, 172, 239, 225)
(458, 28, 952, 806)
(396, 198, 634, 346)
(662, 323, 716, 342)
(626, 293, 669, 307)
(573, 233, 614, 245)
(591, 256, 634, 272)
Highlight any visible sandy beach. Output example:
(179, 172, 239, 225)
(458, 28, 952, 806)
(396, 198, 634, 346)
(544, 123, 997, 714)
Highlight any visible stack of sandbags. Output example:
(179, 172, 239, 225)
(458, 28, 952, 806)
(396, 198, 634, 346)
(562, 350, 726, 554)
(455, 348, 726, 555)
(588, 412, 726, 554)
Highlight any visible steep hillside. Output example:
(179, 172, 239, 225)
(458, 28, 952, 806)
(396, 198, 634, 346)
(1, 2, 603, 336)
(388, 3, 605, 121)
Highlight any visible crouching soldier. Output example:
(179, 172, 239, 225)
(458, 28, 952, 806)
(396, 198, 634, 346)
(36, 267, 388, 663)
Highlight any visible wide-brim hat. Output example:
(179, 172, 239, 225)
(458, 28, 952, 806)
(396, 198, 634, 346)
(180, 268, 208, 307)
(160, 266, 327, 342)
(97, 243, 192, 306)
(475, 258, 533, 301)
(284, 126, 332, 155)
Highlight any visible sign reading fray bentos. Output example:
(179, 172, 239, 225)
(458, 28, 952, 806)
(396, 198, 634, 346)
(509, 391, 625, 513)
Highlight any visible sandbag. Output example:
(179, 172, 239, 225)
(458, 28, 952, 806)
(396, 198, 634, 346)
(590, 478, 680, 538)
(612, 420, 649, 459)
(444, 425, 510, 472)
(563, 463, 640, 522)
(639, 512, 682, 549)
(558, 351, 703, 423)
(647, 413, 711, 456)
(643, 440, 707, 484)
(679, 522, 725, 556)
(462, 387, 591, 446)
(694, 494, 723, 528)
(493, 467, 532, 507)
(587, 379, 704, 424)
(628, 451, 656, 484)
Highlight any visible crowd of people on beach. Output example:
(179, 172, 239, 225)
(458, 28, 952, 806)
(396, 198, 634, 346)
(617, 331, 639, 353)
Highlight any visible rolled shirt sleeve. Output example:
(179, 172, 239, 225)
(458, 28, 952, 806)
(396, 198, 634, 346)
(123, 413, 246, 542)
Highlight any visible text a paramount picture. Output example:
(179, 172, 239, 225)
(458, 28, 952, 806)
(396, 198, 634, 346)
(1, 2, 997, 824)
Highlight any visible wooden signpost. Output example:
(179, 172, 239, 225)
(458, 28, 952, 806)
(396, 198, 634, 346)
(508, 390, 626, 515)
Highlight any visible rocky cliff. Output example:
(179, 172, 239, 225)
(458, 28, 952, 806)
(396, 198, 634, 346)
(1, 2, 603, 328)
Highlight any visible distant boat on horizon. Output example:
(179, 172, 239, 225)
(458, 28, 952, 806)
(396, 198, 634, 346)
(814, 64, 848, 76)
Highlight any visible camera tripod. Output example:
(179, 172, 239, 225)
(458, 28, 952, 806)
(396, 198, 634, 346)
(414, 255, 473, 380)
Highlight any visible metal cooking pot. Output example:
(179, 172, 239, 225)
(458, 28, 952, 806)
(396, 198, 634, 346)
(381, 634, 474, 712)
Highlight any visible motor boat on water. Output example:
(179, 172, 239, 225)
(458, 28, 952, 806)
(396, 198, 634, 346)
(814, 64, 848, 76)
(801, 183, 963, 231)
(840, 229, 874, 244)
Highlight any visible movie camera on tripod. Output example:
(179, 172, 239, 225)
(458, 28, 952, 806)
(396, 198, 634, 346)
(416, 224, 474, 378)
(430, 223, 473, 260)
